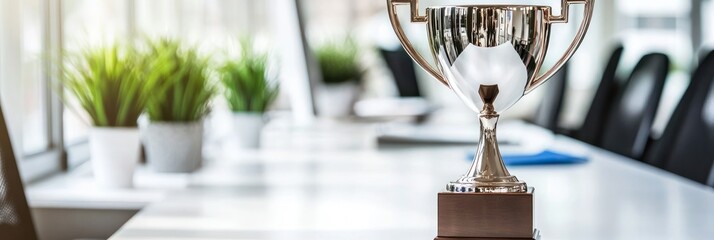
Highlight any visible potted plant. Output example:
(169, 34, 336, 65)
(218, 40, 278, 149)
(62, 44, 153, 188)
(142, 39, 215, 172)
(314, 38, 363, 117)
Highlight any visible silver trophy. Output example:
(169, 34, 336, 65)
(387, 0, 594, 238)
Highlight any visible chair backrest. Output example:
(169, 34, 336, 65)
(532, 64, 568, 132)
(577, 46, 624, 145)
(644, 50, 714, 186)
(0, 104, 37, 240)
(599, 53, 670, 159)
(379, 47, 422, 97)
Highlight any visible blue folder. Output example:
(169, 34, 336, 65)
(468, 150, 587, 166)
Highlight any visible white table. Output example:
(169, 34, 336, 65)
(109, 120, 714, 240)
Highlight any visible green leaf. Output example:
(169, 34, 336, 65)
(218, 39, 278, 113)
(141, 38, 215, 122)
(313, 37, 363, 84)
(60, 43, 149, 127)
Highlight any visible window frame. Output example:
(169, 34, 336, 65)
(0, 0, 65, 183)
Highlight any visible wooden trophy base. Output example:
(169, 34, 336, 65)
(436, 188, 536, 239)
(434, 229, 540, 240)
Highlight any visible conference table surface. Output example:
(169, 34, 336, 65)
(109, 119, 714, 240)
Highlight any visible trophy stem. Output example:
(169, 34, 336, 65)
(446, 113, 527, 193)
(468, 114, 510, 178)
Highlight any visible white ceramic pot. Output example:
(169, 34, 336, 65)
(144, 121, 204, 173)
(232, 112, 264, 149)
(89, 127, 140, 188)
(316, 81, 359, 117)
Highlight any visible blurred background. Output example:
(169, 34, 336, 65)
(1, 0, 713, 239)
(1, 0, 710, 176)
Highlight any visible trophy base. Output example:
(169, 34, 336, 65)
(447, 178, 528, 193)
(434, 229, 540, 240)
(437, 187, 535, 239)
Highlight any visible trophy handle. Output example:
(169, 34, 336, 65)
(526, 0, 595, 94)
(387, 0, 449, 86)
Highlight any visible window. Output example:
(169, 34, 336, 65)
(0, 0, 63, 182)
(702, 0, 714, 49)
(617, 0, 692, 72)
(20, 0, 49, 155)
(135, 0, 269, 48)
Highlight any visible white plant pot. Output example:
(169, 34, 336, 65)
(144, 121, 204, 173)
(89, 127, 140, 188)
(316, 81, 359, 117)
(232, 112, 264, 149)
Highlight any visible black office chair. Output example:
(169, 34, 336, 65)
(598, 53, 669, 160)
(0, 105, 38, 239)
(643, 51, 714, 186)
(576, 46, 624, 145)
(532, 64, 568, 132)
(379, 47, 422, 97)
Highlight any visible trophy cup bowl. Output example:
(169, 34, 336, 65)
(429, 5, 552, 194)
(387, 0, 593, 239)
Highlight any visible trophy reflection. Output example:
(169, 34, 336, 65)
(387, 0, 594, 239)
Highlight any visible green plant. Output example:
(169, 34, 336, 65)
(218, 40, 279, 113)
(61, 43, 154, 127)
(314, 38, 362, 84)
(143, 38, 215, 122)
